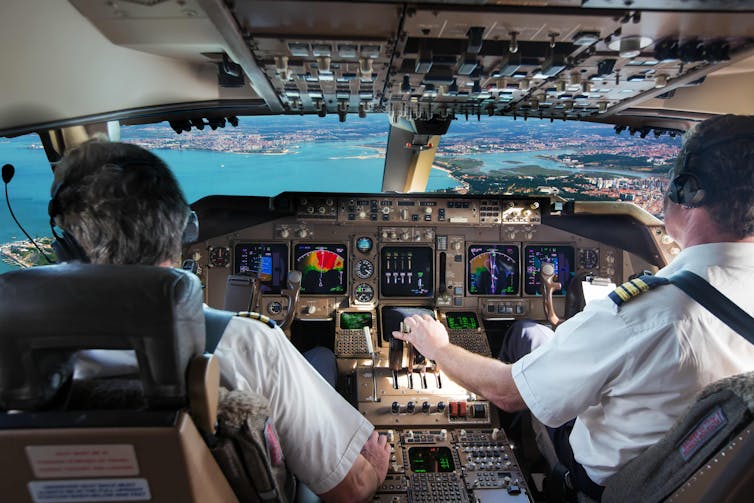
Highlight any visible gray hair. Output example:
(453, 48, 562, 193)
(51, 139, 189, 265)
(673, 115, 754, 238)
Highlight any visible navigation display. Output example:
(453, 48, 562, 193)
(233, 243, 288, 294)
(294, 244, 347, 294)
(467, 244, 519, 295)
(380, 246, 433, 297)
(340, 311, 373, 330)
(445, 311, 479, 330)
(524, 245, 575, 296)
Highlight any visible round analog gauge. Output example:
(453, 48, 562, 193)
(356, 236, 373, 254)
(354, 283, 375, 303)
(267, 301, 283, 315)
(208, 246, 230, 268)
(355, 259, 374, 279)
(579, 248, 600, 270)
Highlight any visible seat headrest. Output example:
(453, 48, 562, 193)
(0, 263, 205, 411)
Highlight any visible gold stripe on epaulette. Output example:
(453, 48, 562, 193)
(630, 278, 650, 293)
(236, 311, 276, 328)
(615, 286, 632, 301)
(622, 281, 640, 296)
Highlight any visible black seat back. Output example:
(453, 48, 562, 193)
(0, 263, 205, 411)
(0, 264, 241, 503)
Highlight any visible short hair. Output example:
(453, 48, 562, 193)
(672, 115, 754, 238)
(51, 139, 189, 265)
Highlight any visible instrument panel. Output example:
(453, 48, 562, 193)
(192, 193, 641, 324)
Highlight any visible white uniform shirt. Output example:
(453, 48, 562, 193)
(75, 317, 373, 494)
(213, 318, 373, 494)
(512, 242, 754, 485)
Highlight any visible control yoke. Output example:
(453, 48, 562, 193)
(540, 262, 562, 327)
(279, 270, 302, 330)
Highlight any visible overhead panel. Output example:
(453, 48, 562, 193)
(229, 1, 400, 119)
(225, 2, 754, 125)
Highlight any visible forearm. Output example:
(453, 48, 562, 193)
(434, 344, 527, 412)
(320, 454, 381, 503)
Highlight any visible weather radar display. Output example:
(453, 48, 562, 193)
(467, 245, 519, 295)
(294, 244, 347, 294)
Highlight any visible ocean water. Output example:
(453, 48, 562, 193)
(0, 130, 461, 273)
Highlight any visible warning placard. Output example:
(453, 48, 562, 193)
(28, 478, 151, 503)
(26, 445, 139, 478)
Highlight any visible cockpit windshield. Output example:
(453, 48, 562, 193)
(0, 115, 680, 274)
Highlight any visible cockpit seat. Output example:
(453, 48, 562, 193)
(0, 263, 292, 503)
(602, 371, 754, 502)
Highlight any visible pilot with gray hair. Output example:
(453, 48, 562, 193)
(395, 115, 754, 500)
(50, 139, 389, 502)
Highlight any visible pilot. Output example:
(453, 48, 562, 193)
(395, 115, 754, 500)
(50, 139, 389, 502)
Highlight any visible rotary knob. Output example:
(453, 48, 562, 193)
(400, 231, 410, 241)
(280, 228, 290, 239)
(297, 229, 308, 239)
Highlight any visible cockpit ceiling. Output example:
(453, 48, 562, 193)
(4, 1, 754, 135)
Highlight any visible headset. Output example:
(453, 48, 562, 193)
(667, 130, 754, 208)
(48, 164, 199, 263)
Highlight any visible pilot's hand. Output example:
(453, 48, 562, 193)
(393, 314, 449, 361)
(360, 431, 390, 485)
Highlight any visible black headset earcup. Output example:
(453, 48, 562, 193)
(51, 229, 90, 263)
(669, 174, 706, 207)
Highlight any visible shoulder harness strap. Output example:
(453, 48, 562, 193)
(204, 306, 235, 353)
(608, 274, 670, 307)
(237, 311, 278, 329)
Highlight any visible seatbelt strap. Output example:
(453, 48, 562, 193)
(204, 306, 234, 353)
(669, 270, 754, 345)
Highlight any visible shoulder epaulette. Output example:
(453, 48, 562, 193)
(608, 275, 670, 307)
(236, 311, 277, 328)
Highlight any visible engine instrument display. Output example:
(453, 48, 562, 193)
(380, 246, 433, 297)
(445, 311, 479, 330)
(467, 244, 519, 295)
(524, 245, 575, 296)
(294, 244, 347, 294)
(339, 311, 373, 329)
(408, 447, 455, 473)
(233, 243, 288, 294)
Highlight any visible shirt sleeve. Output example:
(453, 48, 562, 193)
(511, 299, 629, 427)
(214, 318, 373, 494)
